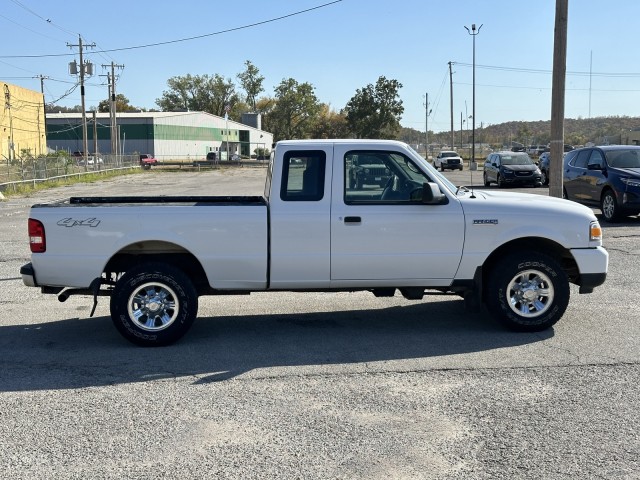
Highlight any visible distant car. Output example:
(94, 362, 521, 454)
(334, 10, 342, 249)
(139, 154, 158, 170)
(76, 155, 103, 167)
(348, 153, 392, 189)
(483, 151, 542, 188)
(539, 152, 551, 185)
(434, 150, 463, 171)
(563, 145, 640, 222)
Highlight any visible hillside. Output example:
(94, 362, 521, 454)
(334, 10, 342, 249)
(400, 116, 640, 148)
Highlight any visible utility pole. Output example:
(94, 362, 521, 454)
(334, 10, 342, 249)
(423, 92, 431, 159)
(102, 62, 124, 159)
(67, 35, 95, 170)
(449, 61, 454, 149)
(4, 84, 14, 161)
(549, 0, 568, 198)
(92, 110, 98, 169)
(34, 75, 49, 155)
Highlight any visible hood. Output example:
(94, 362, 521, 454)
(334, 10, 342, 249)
(460, 189, 596, 221)
(502, 164, 538, 172)
(611, 166, 640, 177)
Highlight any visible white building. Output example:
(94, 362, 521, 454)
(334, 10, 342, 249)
(46, 111, 273, 160)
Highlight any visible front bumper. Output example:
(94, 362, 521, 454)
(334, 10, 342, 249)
(570, 246, 609, 293)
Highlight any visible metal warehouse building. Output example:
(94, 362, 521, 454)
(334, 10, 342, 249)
(46, 111, 273, 161)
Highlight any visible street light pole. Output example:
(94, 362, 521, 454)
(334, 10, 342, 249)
(465, 23, 482, 169)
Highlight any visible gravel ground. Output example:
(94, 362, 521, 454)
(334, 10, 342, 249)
(1, 168, 638, 479)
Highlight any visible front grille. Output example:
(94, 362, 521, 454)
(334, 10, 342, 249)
(446, 159, 461, 165)
(515, 171, 533, 177)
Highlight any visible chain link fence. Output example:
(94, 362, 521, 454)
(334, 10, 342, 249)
(0, 154, 140, 194)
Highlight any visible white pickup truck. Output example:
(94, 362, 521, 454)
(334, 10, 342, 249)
(21, 139, 608, 346)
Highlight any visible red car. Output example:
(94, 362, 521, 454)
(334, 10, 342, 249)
(139, 154, 158, 169)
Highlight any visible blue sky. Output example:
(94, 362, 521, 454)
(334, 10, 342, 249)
(2, 0, 640, 133)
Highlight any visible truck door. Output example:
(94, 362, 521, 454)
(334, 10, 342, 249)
(268, 147, 333, 289)
(330, 146, 465, 286)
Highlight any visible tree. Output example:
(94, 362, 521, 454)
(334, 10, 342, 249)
(309, 104, 350, 139)
(267, 78, 322, 141)
(97, 94, 138, 113)
(46, 104, 82, 113)
(344, 76, 404, 139)
(237, 60, 264, 111)
(155, 74, 240, 117)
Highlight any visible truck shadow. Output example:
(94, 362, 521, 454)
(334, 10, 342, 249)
(0, 300, 553, 392)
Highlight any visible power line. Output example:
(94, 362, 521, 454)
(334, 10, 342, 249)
(0, 1, 343, 59)
(453, 61, 640, 78)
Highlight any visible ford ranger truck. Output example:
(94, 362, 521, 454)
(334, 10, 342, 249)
(21, 139, 608, 346)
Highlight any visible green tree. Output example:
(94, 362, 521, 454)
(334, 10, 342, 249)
(97, 93, 138, 113)
(156, 74, 240, 117)
(237, 60, 265, 111)
(267, 78, 321, 141)
(344, 76, 404, 139)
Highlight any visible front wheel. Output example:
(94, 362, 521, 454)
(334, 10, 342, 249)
(110, 263, 198, 346)
(485, 252, 569, 332)
(541, 170, 548, 185)
(497, 174, 505, 188)
(601, 190, 621, 222)
(483, 172, 490, 187)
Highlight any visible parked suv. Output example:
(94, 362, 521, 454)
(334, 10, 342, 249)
(563, 145, 640, 222)
(483, 151, 542, 188)
(434, 150, 463, 171)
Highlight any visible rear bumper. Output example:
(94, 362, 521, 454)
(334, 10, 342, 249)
(20, 262, 38, 287)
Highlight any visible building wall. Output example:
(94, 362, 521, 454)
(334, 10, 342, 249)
(46, 112, 273, 160)
(1, 82, 46, 160)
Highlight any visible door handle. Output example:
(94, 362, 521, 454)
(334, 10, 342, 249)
(344, 216, 361, 223)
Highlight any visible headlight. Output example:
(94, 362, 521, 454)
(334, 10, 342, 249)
(590, 221, 602, 242)
(621, 177, 640, 188)
(502, 168, 513, 173)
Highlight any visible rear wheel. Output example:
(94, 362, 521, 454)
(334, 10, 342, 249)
(601, 190, 621, 222)
(483, 172, 490, 187)
(541, 170, 548, 185)
(486, 252, 569, 332)
(110, 262, 198, 346)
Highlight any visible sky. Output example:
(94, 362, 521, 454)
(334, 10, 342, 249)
(2, 0, 640, 134)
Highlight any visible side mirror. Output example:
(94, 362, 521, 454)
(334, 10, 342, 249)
(414, 182, 448, 205)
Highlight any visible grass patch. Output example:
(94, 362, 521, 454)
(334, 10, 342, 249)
(1, 168, 143, 199)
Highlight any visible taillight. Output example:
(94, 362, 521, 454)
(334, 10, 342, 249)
(28, 218, 46, 253)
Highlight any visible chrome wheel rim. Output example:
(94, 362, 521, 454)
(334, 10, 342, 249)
(506, 269, 554, 318)
(602, 194, 615, 219)
(127, 282, 179, 332)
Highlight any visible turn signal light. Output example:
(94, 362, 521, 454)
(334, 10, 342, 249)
(589, 222, 602, 242)
(28, 218, 46, 253)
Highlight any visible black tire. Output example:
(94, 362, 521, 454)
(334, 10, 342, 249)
(600, 190, 621, 222)
(142, 163, 151, 170)
(541, 169, 548, 186)
(486, 252, 569, 332)
(497, 174, 504, 188)
(110, 262, 198, 346)
(483, 172, 490, 187)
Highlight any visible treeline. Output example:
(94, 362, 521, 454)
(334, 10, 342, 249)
(48, 61, 405, 143)
(400, 116, 640, 148)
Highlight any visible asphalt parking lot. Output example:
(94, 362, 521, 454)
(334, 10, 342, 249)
(1, 167, 638, 479)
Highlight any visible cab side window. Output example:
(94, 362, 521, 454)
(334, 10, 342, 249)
(280, 150, 326, 201)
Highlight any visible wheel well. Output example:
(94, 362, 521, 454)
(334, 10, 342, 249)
(104, 241, 210, 294)
(600, 186, 614, 201)
(482, 237, 580, 291)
